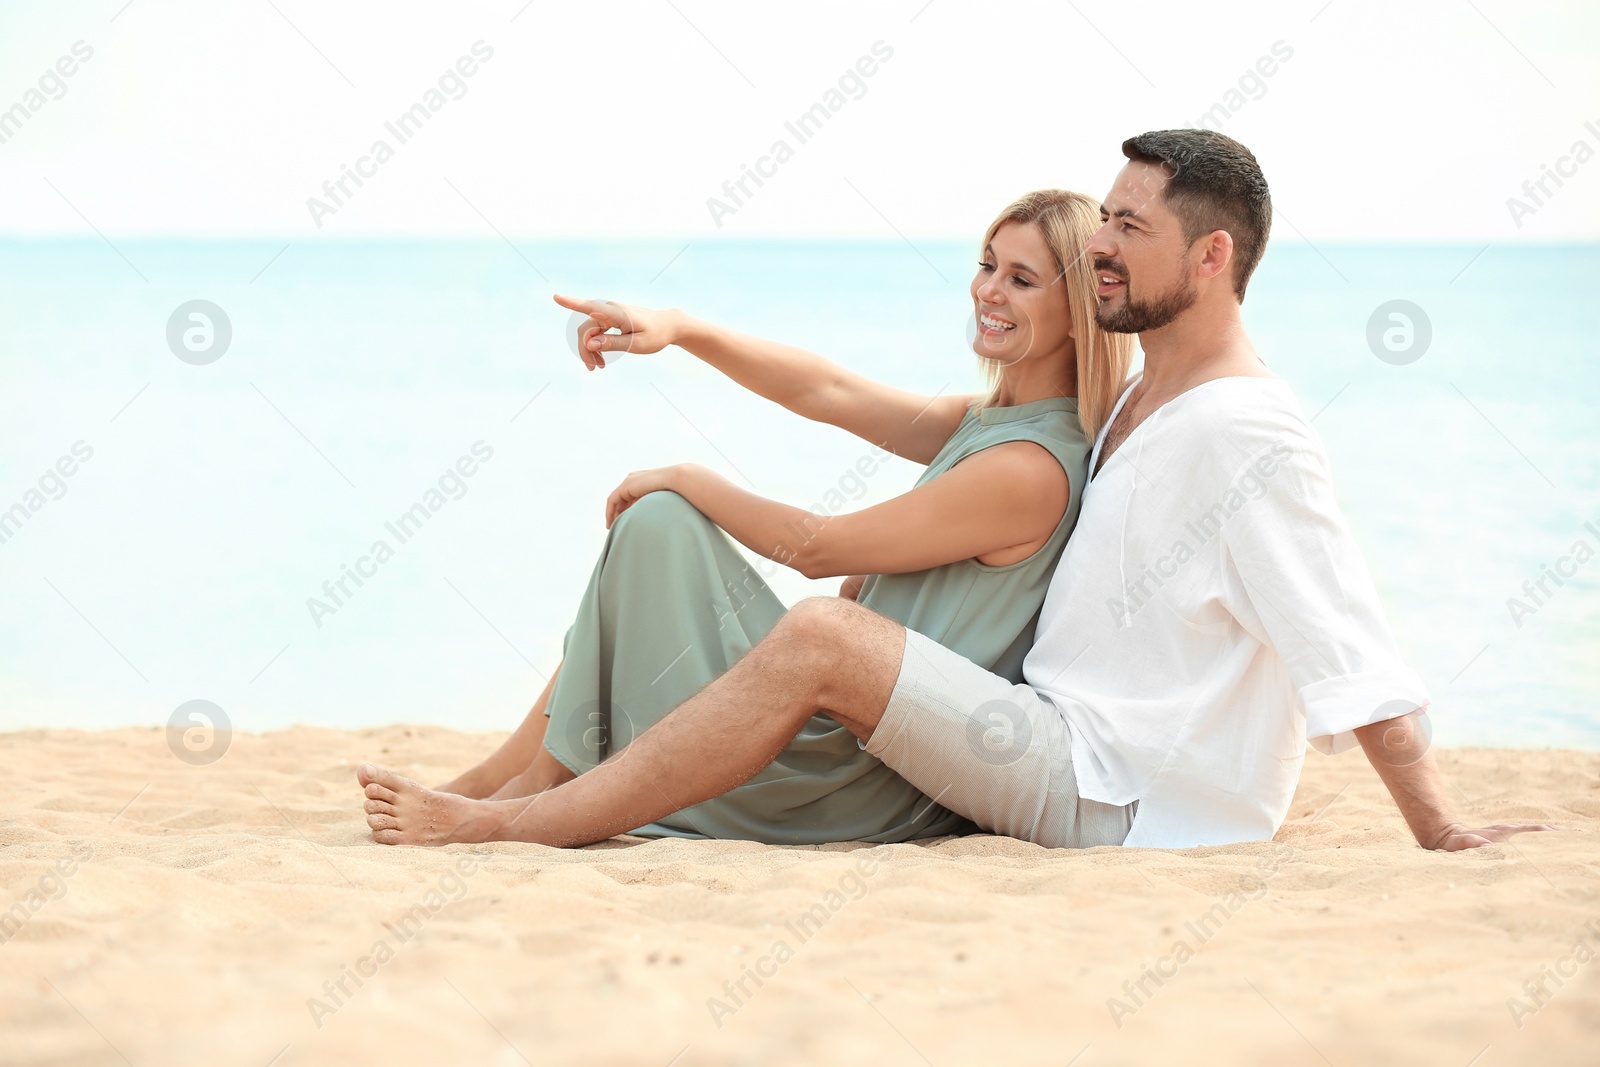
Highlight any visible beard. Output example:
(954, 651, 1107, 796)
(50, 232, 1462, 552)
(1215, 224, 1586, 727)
(1094, 269, 1198, 334)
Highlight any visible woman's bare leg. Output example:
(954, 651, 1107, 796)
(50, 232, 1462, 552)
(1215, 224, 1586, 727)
(435, 663, 563, 798)
(486, 744, 576, 800)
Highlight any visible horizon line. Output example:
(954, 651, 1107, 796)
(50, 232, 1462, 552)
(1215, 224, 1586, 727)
(1, 233, 1595, 247)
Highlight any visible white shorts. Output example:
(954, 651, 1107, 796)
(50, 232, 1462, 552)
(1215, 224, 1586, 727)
(863, 629, 1135, 849)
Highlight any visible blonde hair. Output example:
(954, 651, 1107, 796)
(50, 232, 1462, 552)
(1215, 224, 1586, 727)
(974, 190, 1135, 437)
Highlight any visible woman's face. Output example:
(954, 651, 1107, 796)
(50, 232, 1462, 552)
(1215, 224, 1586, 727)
(970, 220, 1074, 371)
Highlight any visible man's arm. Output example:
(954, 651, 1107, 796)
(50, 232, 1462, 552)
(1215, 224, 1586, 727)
(1213, 427, 1555, 853)
(1354, 709, 1554, 851)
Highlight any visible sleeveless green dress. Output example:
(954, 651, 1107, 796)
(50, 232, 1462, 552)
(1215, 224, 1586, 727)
(542, 396, 1090, 843)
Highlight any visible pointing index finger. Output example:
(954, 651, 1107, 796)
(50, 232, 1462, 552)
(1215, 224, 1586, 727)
(553, 292, 605, 316)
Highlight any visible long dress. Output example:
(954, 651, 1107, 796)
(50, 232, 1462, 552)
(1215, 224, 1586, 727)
(541, 396, 1091, 844)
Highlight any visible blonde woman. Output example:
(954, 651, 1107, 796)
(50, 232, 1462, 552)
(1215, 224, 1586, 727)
(367, 190, 1135, 846)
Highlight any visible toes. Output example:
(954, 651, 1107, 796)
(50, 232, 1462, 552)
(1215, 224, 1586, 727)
(364, 799, 396, 816)
(364, 782, 400, 803)
(373, 828, 404, 845)
(367, 813, 400, 830)
(358, 763, 408, 791)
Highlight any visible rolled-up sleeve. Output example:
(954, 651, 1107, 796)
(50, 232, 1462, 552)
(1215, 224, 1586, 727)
(1218, 435, 1430, 755)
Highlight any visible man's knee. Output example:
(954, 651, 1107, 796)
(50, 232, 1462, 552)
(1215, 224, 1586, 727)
(757, 598, 847, 679)
(775, 596, 862, 649)
(771, 597, 902, 707)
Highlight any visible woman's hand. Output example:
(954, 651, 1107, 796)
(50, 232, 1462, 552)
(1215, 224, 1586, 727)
(839, 575, 867, 601)
(606, 465, 691, 528)
(554, 293, 680, 370)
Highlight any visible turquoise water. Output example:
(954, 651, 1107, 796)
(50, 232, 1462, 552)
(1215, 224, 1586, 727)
(0, 237, 1595, 747)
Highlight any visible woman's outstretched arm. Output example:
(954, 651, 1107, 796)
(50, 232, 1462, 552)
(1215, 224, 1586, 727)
(606, 446, 1070, 580)
(554, 293, 974, 465)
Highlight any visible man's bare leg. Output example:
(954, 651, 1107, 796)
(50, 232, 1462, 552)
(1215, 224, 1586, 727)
(435, 663, 563, 798)
(358, 598, 903, 846)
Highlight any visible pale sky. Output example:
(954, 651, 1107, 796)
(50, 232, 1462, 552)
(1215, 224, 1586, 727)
(1, 0, 1596, 241)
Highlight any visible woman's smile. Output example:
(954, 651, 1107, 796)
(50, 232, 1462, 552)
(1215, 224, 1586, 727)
(978, 309, 1018, 337)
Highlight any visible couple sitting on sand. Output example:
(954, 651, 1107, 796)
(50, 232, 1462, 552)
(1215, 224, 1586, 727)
(358, 129, 1548, 853)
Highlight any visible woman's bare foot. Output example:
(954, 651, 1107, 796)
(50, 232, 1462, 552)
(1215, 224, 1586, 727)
(359, 764, 526, 846)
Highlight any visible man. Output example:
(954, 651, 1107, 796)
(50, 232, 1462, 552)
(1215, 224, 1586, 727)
(359, 130, 1548, 852)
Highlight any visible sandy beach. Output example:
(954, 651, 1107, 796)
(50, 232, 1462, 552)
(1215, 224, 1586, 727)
(1, 726, 1595, 1066)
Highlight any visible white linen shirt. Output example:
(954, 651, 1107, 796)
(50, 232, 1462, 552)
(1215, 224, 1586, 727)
(1022, 376, 1430, 848)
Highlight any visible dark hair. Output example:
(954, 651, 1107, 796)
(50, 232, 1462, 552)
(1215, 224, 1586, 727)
(1121, 129, 1272, 301)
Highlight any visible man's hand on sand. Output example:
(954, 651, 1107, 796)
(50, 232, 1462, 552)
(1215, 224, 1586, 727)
(1425, 822, 1558, 851)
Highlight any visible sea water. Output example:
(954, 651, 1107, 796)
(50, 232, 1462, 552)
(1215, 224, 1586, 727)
(0, 237, 1594, 747)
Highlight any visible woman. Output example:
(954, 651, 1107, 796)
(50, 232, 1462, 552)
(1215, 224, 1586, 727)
(362, 190, 1134, 846)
